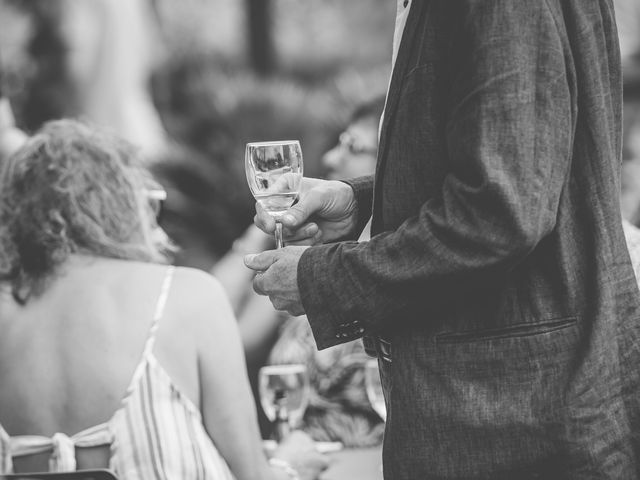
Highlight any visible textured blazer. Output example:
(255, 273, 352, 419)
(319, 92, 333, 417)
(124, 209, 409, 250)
(298, 0, 640, 478)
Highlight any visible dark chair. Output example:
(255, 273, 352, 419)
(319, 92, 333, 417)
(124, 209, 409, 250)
(0, 470, 118, 480)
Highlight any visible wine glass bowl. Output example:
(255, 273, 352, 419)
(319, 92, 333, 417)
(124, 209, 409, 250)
(258, 364, 310, 429)
(245, 140, 303, 248)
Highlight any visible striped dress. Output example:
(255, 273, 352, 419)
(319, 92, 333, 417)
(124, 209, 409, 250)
(0, 267, 236, 480)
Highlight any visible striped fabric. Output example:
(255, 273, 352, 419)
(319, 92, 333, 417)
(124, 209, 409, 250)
(0, 266, 236, 480)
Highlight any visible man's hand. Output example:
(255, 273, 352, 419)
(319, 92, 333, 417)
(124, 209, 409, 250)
(244, 246, 309, 316)
(254, 177, 358, 246)
(272, 430, 329, 480)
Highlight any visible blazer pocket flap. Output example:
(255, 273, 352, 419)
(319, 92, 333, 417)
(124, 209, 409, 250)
(435, 316, 577, 345)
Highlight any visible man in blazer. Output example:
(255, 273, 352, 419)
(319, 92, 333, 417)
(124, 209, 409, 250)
(245, 0, 640, 477)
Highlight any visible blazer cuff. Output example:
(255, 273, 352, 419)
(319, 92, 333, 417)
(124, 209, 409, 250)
(298, 243, 366, 350)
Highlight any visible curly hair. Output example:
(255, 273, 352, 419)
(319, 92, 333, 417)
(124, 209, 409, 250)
(0, 119, 171, 303)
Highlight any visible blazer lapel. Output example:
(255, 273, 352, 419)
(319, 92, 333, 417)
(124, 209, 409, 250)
(373, 0, 427, 232)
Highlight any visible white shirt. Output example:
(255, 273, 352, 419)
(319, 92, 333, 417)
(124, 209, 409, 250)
(391, 0, 413, 69)
(379, 0, 413, 139)
(363, 0, 412, 241)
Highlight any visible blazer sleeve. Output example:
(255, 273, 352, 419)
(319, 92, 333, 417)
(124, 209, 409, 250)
(340, 174, 374, 240)
(298, 1, 577, 349)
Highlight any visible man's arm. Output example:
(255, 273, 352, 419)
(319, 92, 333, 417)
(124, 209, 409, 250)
(300, 1, 575, 349)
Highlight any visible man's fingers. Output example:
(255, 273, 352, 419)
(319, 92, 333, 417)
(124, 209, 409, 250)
(254, 202, 276, 234)
(244, 250, 279, 271)
(283, 222, 319, 242)
(253, 273, 267, 295)
(270, 295, 286, 311)
(286, 228, 323, 246)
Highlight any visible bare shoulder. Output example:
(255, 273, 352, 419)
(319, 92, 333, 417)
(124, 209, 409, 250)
(172, 266, 228, 300)
(152, 265, 241, 406)
(165, 266, 238, 337)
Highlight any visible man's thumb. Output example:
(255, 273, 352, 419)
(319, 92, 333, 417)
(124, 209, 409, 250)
(281, 190, 324, 228)
(244, 251, 278, 271)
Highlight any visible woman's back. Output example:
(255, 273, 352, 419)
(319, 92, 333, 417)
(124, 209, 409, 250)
(0, 256, 204, 473)
(0, 119, 327, 480)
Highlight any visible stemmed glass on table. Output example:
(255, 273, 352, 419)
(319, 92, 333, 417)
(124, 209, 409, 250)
(245, 140, 303, 248)
(258, 364, 311, 432)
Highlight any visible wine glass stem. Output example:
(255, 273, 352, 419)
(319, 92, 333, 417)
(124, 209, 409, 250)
(275, 221, 284, 249)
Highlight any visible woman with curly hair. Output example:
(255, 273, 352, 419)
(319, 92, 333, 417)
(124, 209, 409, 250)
(0, 119, 326, 480)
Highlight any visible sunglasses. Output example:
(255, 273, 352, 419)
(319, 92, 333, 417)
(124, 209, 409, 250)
(144, 188, 167, 223)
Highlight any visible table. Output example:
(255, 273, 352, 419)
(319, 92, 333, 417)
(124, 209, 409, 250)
(320, 446, 383, 480)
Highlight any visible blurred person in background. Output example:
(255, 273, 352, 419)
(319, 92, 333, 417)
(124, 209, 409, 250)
(63, 0, 167, 156)
(247, 1, 640, 478)
(267, 318, 384, 448)
(2, 0, 166, 156)
(0, 119, 326, 480)
(321, 95, 385, 181)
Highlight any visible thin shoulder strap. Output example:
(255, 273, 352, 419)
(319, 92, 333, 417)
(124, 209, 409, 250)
(122, 266, 175, 401)
(142, 265, 175, 358)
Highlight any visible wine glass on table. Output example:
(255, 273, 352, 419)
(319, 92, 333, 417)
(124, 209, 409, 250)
(259, 364, 310, 439)
(364, 359, 387, 422)
(245, 140, 303, 248)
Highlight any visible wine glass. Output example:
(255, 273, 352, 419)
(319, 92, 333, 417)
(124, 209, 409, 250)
(364, 359, 387, 421)
(258, 364, 310, 429)
(245, 140, 303, 248)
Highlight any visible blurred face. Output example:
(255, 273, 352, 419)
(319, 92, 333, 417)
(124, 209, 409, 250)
(322, 118, 378, 180)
